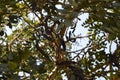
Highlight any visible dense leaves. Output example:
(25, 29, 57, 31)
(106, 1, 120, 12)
(0, 0, 120, 80)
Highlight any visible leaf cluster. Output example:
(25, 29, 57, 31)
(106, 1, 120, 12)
(0, 0, 120, 80)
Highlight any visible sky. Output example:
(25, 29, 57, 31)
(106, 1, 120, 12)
(5, 3, 117, 80)
(70, 13, 117, 80)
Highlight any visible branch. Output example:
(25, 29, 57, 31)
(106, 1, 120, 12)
(65, 35, 92, 42)
(68, 65, 86, 80)
(48, 66, 57, 80)
(8, 31, 22, 51)
(33, 34, 51, 61)
(71, 42, 91, 60)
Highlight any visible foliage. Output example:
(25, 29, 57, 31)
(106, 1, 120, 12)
(0, 0, 120, 80)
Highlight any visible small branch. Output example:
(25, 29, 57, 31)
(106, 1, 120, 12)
(72, 42, 91, 60)
(33, 34, 51, 61)
(8, 31, 22, 51)
(109, 41, 112, 54)
(65, 35, 92, 42)
(67, 49, 83, 53)
(48, 66, 57, 80)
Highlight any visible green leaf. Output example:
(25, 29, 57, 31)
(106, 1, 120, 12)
(0, 30, 4, 36)
(69, 74, 76, 80)
(108, 34, 116, 40)
(0, 64, 9, 72)
(7, 22, 12, 29)
(112, 3, 120, 7)
(8, 61, 18, 70)
(9, 15, 19, 23)
(16, 3, 24, 9)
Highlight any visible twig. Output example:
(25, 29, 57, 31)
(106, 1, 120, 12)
(72, 42, 91, 60)
(8, 31, 22, 51)
(65, 35, 92, 42)
(48, 66, 57, 80)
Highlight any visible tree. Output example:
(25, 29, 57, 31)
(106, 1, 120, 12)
(0, 0, 120, 80)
